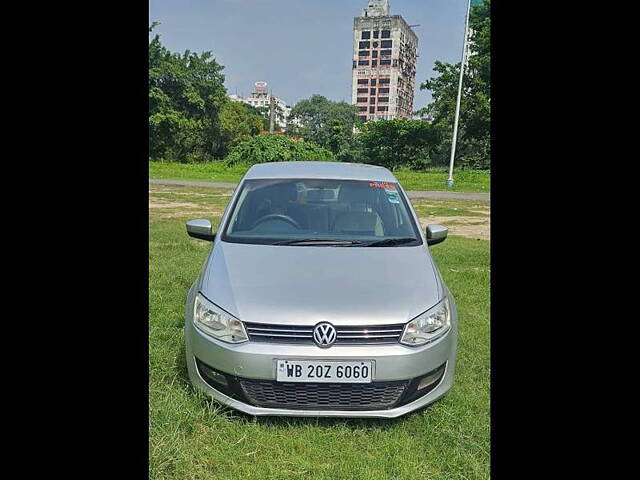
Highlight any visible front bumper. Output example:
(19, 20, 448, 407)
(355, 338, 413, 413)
(185, 317, 457, 418)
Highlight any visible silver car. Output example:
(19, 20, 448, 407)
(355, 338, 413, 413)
(184, 161, 457, 418)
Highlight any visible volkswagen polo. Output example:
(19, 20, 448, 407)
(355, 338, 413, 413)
(184, 161, 457, 417)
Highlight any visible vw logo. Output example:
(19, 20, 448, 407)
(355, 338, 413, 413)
(313, 322, 337, 348)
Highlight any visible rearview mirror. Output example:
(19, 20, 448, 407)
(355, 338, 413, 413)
(186, 219, 215, 241)
(426, 224, 448, 246)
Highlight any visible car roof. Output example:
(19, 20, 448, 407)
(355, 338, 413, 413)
(243, 161, 397, 183)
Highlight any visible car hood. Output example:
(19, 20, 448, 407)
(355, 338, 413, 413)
(200, 242, 442, 326)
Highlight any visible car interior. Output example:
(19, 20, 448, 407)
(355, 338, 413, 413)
(228, 180, 414, 238)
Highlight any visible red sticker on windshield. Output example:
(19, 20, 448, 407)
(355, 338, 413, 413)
(369, 182, 396, 191)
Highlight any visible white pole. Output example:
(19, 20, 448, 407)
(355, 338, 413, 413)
(447, 0, 472, 187)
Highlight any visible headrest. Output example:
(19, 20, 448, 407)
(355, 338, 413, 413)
(337, 184, 375, 204)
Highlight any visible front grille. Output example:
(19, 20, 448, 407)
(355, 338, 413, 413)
(239, 380, 409, 410)
(244, 322, 404, 345)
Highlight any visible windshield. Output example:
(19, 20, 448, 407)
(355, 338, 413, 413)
(222, 178, 422, 246)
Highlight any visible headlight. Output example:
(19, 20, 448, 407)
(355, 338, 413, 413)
(400, 297, 451, 346)
(193, 293, 248, 344)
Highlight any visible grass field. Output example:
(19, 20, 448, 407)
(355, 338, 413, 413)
(149, 161, 490, 193)
(149, 185, 490, 479)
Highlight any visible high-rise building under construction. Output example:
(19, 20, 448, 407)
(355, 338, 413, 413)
(351, 0, 418, 122)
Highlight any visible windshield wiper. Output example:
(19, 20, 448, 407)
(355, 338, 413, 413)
(357, 237, 418, 247)
(271, 238, 364, 246)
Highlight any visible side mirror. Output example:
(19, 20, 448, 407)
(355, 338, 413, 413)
(186, 219, 215, 241)
(426, 224, 448, 246)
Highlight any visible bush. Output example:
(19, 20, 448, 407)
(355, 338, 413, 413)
(455, 136, 490, 170)
(354, 119, 439, 170)
(224, 134, 335, 165)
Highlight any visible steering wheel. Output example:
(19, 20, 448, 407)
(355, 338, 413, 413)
(251, 214, 301, 230)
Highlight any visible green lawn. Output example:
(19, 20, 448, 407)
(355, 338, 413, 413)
(149, 186, 490, 479)
(149, 162, 490, 193)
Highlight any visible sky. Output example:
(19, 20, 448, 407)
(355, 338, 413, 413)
(149, 0, 468, 109)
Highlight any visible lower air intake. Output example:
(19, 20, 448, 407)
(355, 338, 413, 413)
(239, 380, 409, 410)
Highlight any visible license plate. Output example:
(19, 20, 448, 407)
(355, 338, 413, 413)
(276, 360, 373, 383)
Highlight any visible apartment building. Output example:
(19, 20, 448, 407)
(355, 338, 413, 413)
(351, 0, 418, 122)
(229, 81, 292, 129)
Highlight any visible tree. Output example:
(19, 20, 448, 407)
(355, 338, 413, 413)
(149, 25, 228, 162)
(219, 100, 263, 156)
(355, 119, 439, 170)
(225, 135, 335, 166)
(287, 95, 358, 160)
(417, 0, 490, 169)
